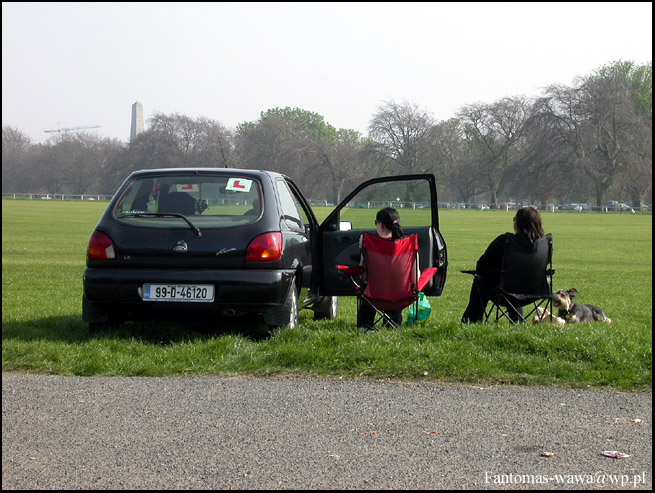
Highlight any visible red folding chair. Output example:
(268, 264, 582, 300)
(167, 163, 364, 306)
(337, 232, 437, 330)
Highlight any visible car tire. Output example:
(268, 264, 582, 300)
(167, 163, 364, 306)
(313, 296, 338, 320)
(265, 279, 299, 330)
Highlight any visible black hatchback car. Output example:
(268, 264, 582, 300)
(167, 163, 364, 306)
(83, 169, 447, 331)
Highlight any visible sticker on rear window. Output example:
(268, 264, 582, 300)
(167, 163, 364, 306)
(226, 178, 253, 192)
(176, 184, 199, 192)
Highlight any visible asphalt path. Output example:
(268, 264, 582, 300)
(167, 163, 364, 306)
(2, 372, 651, 490)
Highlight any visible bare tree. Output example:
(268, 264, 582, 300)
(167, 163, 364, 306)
(328, 129, 370, 203)
(544, 61, 652, 207)
(619, 61, 652, 208)
(28, 133, 126, 195)
(503, 96, 581, 204)
(368, 100, 436, 174)
(147, 113, 235, 168)
(235, 110, 312, 180)
(2, 126, 32, 193)
(426, 118, 473, 202)
(457, 97, 531, 207)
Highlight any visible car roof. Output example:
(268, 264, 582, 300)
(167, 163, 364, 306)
(127, 168, 286, 180)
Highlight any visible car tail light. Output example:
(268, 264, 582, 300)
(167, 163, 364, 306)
(245, 232, 282, 262)
(87, 231, 116, 259)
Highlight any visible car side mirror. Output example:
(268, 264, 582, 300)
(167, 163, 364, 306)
(339, 221, 352, 231)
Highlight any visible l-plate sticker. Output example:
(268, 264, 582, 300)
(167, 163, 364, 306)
(226, 178, 252, 192)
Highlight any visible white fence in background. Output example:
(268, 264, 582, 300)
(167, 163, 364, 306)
(3, 193, 650, 213)
(3, 192, 114, 201)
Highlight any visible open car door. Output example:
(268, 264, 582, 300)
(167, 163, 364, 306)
(315, 174, 447, 297)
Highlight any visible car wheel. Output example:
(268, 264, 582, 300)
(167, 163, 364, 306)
(265, 279, 299, 330)
(313, 296, 338, 320)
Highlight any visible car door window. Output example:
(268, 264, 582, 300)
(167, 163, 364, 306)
(276, 180, 306, 231)
(317, 175, 447, 297)
(337, 179, 434, 229)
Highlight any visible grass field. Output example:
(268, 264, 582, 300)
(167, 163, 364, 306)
(1, 199, 652, 389)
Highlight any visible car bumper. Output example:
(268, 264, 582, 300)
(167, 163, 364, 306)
(83, 267, 295, 322)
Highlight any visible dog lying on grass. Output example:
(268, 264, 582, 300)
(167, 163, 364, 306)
(533, 288, 612, 325)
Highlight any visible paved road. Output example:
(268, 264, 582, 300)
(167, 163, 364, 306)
(2, 372, 651, 489)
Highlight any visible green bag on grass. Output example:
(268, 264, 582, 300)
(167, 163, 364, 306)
(406, 292, 432, 324)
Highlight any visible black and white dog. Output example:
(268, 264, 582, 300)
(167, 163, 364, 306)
(533, 289, 612, 325)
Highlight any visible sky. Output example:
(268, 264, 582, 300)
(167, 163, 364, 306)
(2, 2, 652, 144)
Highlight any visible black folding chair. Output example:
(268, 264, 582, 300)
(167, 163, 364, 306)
(462, 234, 554, 323)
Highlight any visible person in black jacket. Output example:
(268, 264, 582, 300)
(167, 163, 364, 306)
(461, 206, 545, 323)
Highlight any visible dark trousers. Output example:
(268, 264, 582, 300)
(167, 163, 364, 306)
(358, 300, 402, 328)
(461, 276, 522, 323)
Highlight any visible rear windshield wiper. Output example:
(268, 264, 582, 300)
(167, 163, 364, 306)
(118, 212, 202, 237)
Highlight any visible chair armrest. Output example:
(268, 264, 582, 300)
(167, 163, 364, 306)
(336, 265, 364, 276)
(417, 267, 438, 292)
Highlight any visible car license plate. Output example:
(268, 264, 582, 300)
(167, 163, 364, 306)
(142, 284, 214, 302)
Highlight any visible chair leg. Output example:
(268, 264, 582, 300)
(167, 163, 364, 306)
(504, 299, 526, 324)
(358, 296, 401, 330)
(484, 301, 506, 322)
(487, 294, 555, 325)
(483, 303, 493, 322)
(375, 310, 400, 329)
(406, 298, 419, 326)
(524, 296, 554, 322)
(490, 297, 526, 324)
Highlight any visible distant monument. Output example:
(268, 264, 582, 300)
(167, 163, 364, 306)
(130, 102, 144, 142)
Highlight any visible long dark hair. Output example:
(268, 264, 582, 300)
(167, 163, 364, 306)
(514, 206, 544, 241)
(376, 207, 404, 240)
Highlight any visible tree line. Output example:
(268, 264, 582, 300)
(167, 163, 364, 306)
(2, 60, 651, 208)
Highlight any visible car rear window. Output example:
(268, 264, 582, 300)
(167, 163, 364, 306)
(113, 175, 262, 228)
